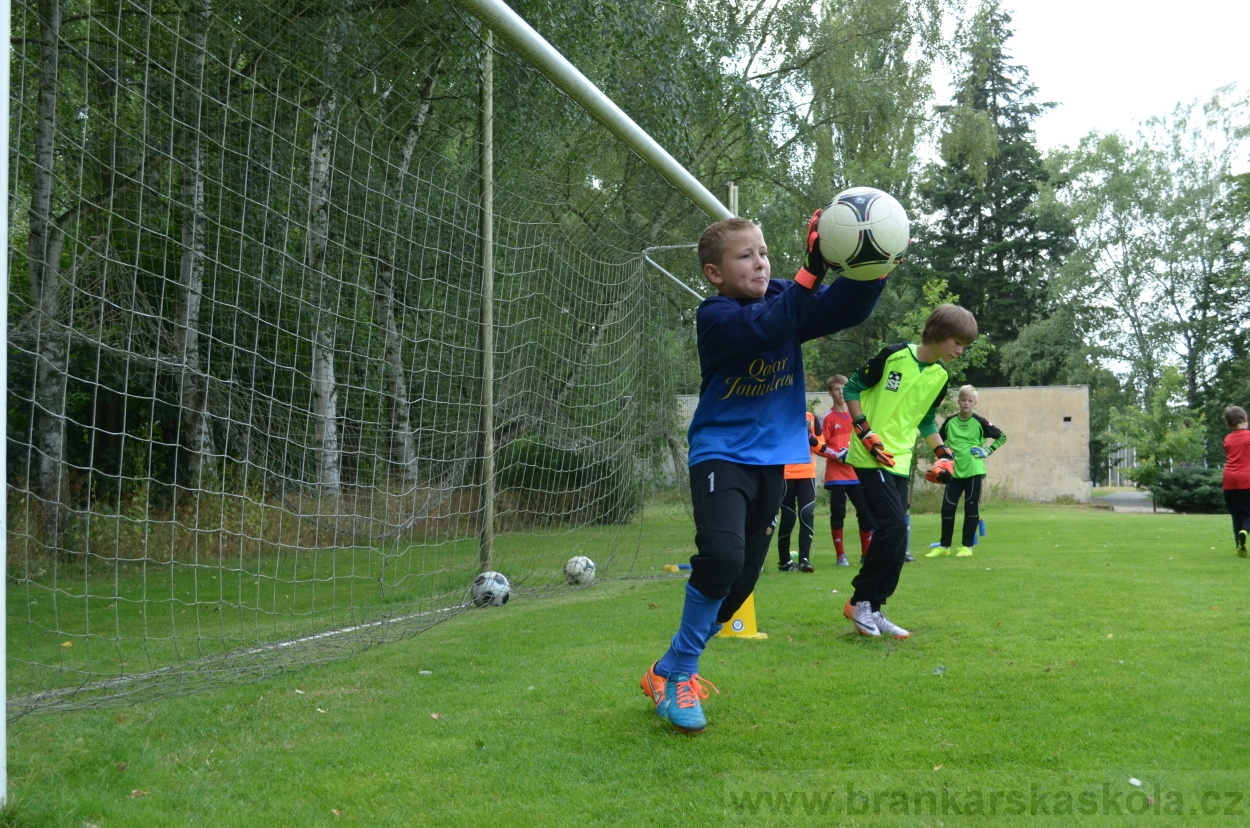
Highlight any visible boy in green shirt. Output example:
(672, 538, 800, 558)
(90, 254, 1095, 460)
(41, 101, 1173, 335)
(928, 385, 1007, 557)
(842, 304, 978, 638)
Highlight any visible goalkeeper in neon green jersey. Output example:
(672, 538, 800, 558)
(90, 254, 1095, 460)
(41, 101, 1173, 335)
(841, 304, 977, 639)
(928, 385, 1007, 558)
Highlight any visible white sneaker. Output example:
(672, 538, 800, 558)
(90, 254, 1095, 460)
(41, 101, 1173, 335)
(872, 609, 910, 639)
(843, 600, 880, 637)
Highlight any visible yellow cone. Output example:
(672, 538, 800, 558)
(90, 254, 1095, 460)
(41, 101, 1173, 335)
(717, 592, 768, 639)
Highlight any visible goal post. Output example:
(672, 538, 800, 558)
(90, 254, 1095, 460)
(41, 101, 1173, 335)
(478, 28, 496, 572)
(1, 0, 10, 801)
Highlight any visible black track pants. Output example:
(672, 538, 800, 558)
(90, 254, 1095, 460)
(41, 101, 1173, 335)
(687, 460, 786, 622)
(849, 468, 909, 609)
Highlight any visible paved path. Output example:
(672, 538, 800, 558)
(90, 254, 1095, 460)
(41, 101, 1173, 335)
(1094, 490, 1172, 513)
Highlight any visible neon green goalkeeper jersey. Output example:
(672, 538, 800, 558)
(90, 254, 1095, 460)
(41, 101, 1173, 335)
(938, 413, 1007, 478)
(844, 343, 948, 475)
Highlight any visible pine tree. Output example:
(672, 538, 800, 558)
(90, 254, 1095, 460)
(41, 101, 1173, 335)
(917, 0, 1073, 385)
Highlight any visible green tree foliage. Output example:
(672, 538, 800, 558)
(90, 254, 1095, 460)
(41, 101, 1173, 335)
(1109, 366, 1207, 490)
(1043, 91, 1250, 478)
(803, 0, 944, 195)
(1051, 91, 1249, 414)
(6, 0, 708, 525)
(771, 0, 950, 384)
(1201, 169, 1250, 460)
(915, 0, 1074, 386)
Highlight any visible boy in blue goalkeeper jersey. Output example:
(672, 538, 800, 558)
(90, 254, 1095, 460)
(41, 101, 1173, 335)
(640, 213, 886, 732)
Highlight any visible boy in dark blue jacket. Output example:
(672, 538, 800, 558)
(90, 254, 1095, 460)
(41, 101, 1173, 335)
(640, 212, 886, 732)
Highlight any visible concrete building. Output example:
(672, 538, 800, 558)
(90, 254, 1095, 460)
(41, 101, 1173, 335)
(951, 385, 1090, 502)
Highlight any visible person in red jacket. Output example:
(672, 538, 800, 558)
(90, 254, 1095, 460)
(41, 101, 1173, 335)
(1222, 405, 1250, 557)
(817, 374, 873, 566)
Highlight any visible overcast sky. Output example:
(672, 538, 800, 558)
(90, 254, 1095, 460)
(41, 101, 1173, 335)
(993, 0, 1249, 153)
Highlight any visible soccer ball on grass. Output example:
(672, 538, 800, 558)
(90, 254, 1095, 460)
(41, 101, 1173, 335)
(563, 555, 596, 585)
(817, 187, 910, 281)
(471, 571, 511, 607)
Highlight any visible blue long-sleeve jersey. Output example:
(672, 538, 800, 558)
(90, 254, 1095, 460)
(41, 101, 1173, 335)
(687, 276, 885, 467)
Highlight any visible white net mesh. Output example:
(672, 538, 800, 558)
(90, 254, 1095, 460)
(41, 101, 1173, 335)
(7, 0, 710, 716)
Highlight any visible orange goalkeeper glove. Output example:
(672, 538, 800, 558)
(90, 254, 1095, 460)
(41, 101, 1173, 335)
(793, 208, 829, 291)
(925, 444, 955, 484)
(853, 416, 895, 468)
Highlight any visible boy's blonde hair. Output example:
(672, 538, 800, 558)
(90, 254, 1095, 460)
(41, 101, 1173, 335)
(1224, 405, 1247, 428)
(698, 217, 759, 269)
(922, 304, 977, 345)
(958, 384, 978, 401)
(827, 374, 848, 391)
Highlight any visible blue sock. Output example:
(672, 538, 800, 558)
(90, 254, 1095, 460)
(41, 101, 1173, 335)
(654, 582, 724, 678)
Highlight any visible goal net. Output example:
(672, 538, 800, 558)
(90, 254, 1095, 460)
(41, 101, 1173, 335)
(6, 0, 712, 716)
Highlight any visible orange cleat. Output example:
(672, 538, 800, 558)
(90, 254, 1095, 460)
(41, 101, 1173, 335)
(640, 662, 667, 703)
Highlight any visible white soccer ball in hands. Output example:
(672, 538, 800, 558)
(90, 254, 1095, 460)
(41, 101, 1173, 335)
(818, 187, 910, 281)
(563, 555, 596, 585)
(471, 571, 511, 607)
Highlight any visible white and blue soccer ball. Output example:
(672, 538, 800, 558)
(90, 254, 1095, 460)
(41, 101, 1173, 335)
(471, 571, 511, 607)
(563, 555, 596, 586)
(818, 187, 910, 281)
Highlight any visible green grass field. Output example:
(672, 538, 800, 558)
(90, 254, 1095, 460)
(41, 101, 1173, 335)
(7, 520, 642, 703)
(6, 503, 1250, 826)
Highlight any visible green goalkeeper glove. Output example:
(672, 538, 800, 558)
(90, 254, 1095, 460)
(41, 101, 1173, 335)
(853, 416, 895, 468)
(969, 446, 988, 459)
(925, 444, 955, 484)
(793, 208, 828, 291)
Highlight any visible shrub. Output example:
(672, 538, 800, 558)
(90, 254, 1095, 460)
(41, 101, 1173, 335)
(1151, 468, 1225, 514)
(497, 437, 642, 525)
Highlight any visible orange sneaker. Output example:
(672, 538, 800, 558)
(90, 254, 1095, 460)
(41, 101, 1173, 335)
(640, 662, 666, 703)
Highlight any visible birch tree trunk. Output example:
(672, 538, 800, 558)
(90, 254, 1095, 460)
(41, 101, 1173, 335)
(376, 59, 442, 489)
(307, 95, 342, 499)
(29, 0, 67, 537)
(376, 262, 417, 488)
(176, 0, 218, 489)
